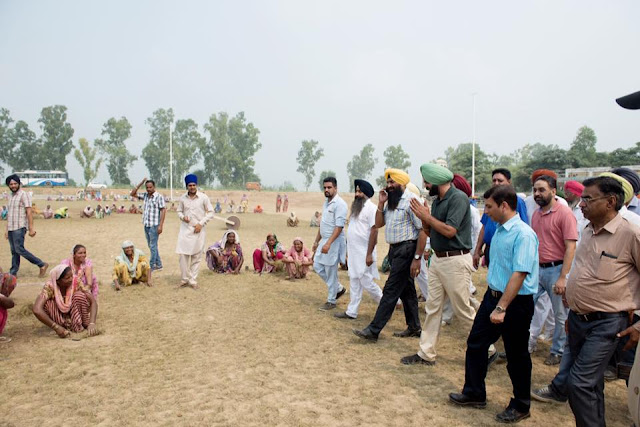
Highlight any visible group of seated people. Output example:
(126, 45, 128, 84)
(205, 232, 312, 280)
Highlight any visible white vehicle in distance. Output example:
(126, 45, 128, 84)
(86, 182, 108, 190)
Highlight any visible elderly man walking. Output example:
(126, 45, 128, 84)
(5, 174, 48, 277)
(353, 169, 426, 342)
(313, 177, 347, 310)
(401, 164, 475, 365)
(334, 179, 383, 320)
(131, 177, 166, 271)
(176, 174, 214, 289)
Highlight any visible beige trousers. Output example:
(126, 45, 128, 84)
(179, 252, 203, 285)
(418, 253, 476, 362)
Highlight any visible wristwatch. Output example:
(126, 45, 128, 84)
(414, 254, 421, 260)
(495, 305, 506, 313)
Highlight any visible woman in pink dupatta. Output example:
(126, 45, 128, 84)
(283, 237, 312, 280)
(0, 272, 17, 342)
(32, 265, 99, 338)
(61, 244, 99, 299)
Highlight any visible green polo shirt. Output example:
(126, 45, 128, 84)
(430, 186, 472, 252)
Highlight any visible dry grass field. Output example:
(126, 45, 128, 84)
(0, 189, 632, 426)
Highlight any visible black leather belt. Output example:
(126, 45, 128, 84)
(573, 311, 627, 322)
(489, 289, 503, 298)
(434, 249, 470, 258)
(390, 240, 416, 248)
(540, 260, 563, 268)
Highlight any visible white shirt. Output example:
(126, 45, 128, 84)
(470, 204, 482, 253)
(346, 199, 379, 280)
(175, 191, 214, 255)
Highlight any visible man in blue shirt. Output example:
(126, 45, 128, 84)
(450, 185, 539, 424)
(473, 168, 528, 269)
(313, 177, 348, 311)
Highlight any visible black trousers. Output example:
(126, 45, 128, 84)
(462, 289, 534, 413)
(368, 240, 420, 335)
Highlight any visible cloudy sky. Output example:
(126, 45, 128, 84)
(1, 1, 638, 189)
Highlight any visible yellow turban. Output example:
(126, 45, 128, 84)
(384, 168, 410, 186)
(406, 182, 421, 197)
(600, 172, 633, 204)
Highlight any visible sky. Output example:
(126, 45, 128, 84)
(1, 0, 639, 190)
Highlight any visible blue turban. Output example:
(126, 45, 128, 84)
(185, 174, 198, 186)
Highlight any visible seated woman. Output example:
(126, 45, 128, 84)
(117, 205, 126, 213)
(0, 206, 7, 220)
(206, 230, 243, 274)
(31, 203, 42, 216)
(104, 205, 111, 216)
(214, 200, 222, 213)
(128, 204, 138, 214)
(253, 205, 263, 213)
(253, 233, 285, 274)
(310, 211, 321, 227)
(54, 206, 68, 219)
(81, 205, 94, 218)
(287, 212, 299, 227)
(112, 241, 152, 290)
(282, 237, 312, 280)
(42, 204, 54, 219)
(32, 265, 99, 338)
(95, 204, 104, 219)
(61, 244, 99, 300)
(0, 271, 17, 342)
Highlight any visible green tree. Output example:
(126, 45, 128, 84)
(296, 140, 324, 191)
(445, 143, 492, 194)
(511, 143, 569, 191)
(346, 144, 377, 192)
(38, 105, 74, 170)
(5, 121, 42, 171)
(171, 119, 204, 186)
(376, 144, 411, 187)
(318, 170, 337, 191)
(74, 138, 103, 187)
(95, 117, 137, 186)
(229, 112, 261, 186)
(567, 126, 598, 168)
(608, 142, 640, 167)
(141, 108, 174, 187)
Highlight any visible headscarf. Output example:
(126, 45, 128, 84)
(531, 169, 557, 184)
(5, 174, 20, 186)
(564, 180, 584, 197)
(384, 168, 410, 186)
(420, 163, 454, 185)
(611, 168, 640, 195)
(289, 212, 297, 221)
(265, 233, 281, 257)
(116, 241, 143, 275)
(184, 174, 198, 186)
(354, 179, 374, 198)
(288, 237, 310, 260)
(406, 182, 421, 197)
(220, 230, 240, 246)
(452, 174, 472, 197)
(49, 264, 74, 313)
(600, 172, 634, 204)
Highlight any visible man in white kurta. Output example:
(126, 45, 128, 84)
(335, 180, 383, 319)
(175, 174, 214, 288)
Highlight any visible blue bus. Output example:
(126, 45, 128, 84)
(14, 170, 68, 186)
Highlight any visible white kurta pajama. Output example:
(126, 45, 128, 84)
(345, 200, 383, 318)
(176, 191, 214, 286)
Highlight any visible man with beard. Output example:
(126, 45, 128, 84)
(5, 174, 48, 277)
(335, 179, 383, 320)
(175, 174, 214, 289)
(352, 169, 425, 341)
(131, 177, 166, 272)
(313, 177, 348, 311)
(401, 163, 474, 366)
(529, 175, 577, 366)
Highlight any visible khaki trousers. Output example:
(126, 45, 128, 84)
(179, 252, 203, 286)
(418, 253, 475, 362)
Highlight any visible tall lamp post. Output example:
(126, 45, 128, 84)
(169, 125, 174, 201)
(471, 93, 477, 197)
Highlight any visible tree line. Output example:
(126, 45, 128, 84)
(0, 106, 262, 188)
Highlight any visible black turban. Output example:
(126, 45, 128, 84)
(611, 167, 640, 195)
(354, 179, 374, 198)
(5, 174, 20, 186)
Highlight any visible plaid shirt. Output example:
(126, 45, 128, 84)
(140, 192, 166, 227)
(383, 189, 422, 244)
(7, 189, 31, 231)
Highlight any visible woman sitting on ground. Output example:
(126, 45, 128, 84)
(0, 271, 17, 342)
(282, 237, 312, 280)
(32, 265, 99, 338)
(253, 233, 285, 274)
(206, 230, 243, 274)
(0, 206, 7, 220)
(61, 244, 99, 299)
(81, 205, 94, 218)
(253, 205, 263, 213)
(112, 241, 152, 290)
(95, 204, 104, 219)
(42, 204, 54, 219)
(54, 206, 68, 219)
(286, 212, 299, 227)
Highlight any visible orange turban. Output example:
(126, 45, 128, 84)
(531, 169, 557, 184)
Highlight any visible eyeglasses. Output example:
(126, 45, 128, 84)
(580, 196, 610, 204)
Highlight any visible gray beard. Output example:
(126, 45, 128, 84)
(350, 197, 366, 219)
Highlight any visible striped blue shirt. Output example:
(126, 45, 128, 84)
(383, 189, 422, 244)
(487, 214, 539, 295)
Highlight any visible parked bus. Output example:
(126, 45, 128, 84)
(13, 170, 68, 186)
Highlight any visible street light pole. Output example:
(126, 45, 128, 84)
(169, 125, 173, 201)
(471, 93, 477, 197)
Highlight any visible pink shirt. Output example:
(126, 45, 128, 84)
(531, 202, 578, 263)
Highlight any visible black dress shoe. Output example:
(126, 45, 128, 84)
(400, 353, 435, 366)
(353, 328, 378, 342)
(393, 328, 422, 338)
(495, 407, 530, 423)
(334, 311, 356, 319)
(336, 287, 347, 300)
(448, 392, 487, 408)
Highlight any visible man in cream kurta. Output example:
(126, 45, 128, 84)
(176, 174, 214, 288)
